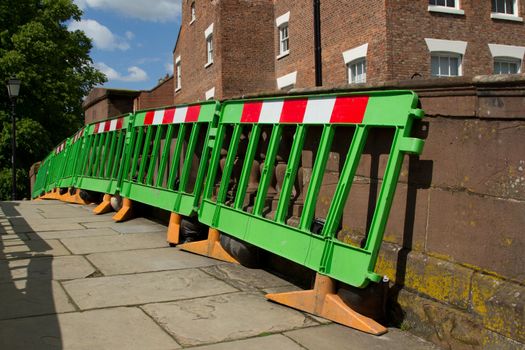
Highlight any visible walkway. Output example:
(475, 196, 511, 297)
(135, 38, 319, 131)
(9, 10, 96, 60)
(0, 200, 438, 349)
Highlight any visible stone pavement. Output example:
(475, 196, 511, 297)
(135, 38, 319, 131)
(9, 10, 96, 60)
(0, 200, 439, 349)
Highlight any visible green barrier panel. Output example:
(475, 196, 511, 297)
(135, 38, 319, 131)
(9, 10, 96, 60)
(57, 127, 86, 190)
(198, 90, 424, 288)
(32, 152, 54, 198)
(119, 101, 219, 215)
(44, 138, 70, 193)
(76, 114, 131, 195)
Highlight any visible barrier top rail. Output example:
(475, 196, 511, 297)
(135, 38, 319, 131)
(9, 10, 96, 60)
(198, 90, 424, 288)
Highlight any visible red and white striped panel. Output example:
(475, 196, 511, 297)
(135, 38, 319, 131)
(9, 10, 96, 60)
(240, 96, 369, 124)
(93, 117, 125, 134)
(55, 141, 66, 154)
(72, 129, 84, 144)
(143, 105, 201, 125)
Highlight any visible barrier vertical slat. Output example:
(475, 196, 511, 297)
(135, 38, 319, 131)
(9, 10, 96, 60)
(215, 124, 243, 205)
(105, 130, 118, 178)
(252, 125, 283, 216)
(233, 124, 261, 210)
(203, 124, 226, 199)
(98, 133, 111, 178)
(137, 127, 154, 182)
(146, 126, 164, 185)
(110, 132, 125, 180)
(167, 124, 187, 189)
(178, 123, 201, 192)
(274, 124, 307, 224)
(129, 128, 145, 181)
(156, 124, 175, 187)
(321, 126, 368, 237)
(91, 134, 104, 176)
(190, 123, 215, 208)
(298, 125, 335, 230)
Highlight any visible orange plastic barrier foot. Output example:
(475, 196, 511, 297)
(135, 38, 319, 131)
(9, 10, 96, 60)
(41, 189, 59, 200)
(93, 194, 113, 214)
(179, 228, 239, 264)
(68, 189, 89, 205)
(112, 197, 133, 222)
(167, 212, 182, 246)
(266, 273, 387, 335)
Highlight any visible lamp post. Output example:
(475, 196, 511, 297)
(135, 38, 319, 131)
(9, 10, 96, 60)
(6, 77, 21, 200)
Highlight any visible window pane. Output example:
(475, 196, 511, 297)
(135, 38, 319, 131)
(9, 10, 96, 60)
(494, 61, 501, 74)
(505, 0, 514, 14)
(509, 62, 519, 74)
(431, 56, 440, 76)
(439, 56, 449, 76)
(450, 57, 459, 76)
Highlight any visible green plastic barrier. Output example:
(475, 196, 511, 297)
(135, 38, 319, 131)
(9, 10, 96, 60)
(44, 138, 69, 193)
(32, 152, 54, 198)
(76, 114, 131, 195)
(198, 90, 424, 288)
(119, 101, 219, 215)
(57, 127, 86, 190)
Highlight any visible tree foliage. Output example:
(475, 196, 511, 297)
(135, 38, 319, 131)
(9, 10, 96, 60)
(0, 0, 106, 199)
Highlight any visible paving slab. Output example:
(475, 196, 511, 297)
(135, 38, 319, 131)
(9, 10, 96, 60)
(0, 233, 29, 241)
(87, 247, 221, 275)
(63, 269, 237, 310)
(27, 227, 119, 240)
(0, 279, 76, 319)
(0, 307, 180, 350)
(190, 334, 304, 350)
(1, 239, 71, 260)
(201, 263, 294, 292)
(7, 220, 86, 233)
(142, 292, 317, 347)
(284, 324, 438, 350)
(38, 206, 100, 219)
(81, 217, 167, 233)
(0, 256, 96, 282)
(23, 214, 115, 226)
(60, 231, 167, 254)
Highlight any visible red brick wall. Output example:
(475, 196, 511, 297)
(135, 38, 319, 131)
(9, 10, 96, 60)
(174, 0, 220, 104)
(274, 0, 316, 88)
(387, 1, 525, 80)
(321, 0, 389, 86)
(136, 77, 174, 110)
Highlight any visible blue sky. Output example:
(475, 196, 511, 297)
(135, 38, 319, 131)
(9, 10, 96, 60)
(69, 0, 181, 91)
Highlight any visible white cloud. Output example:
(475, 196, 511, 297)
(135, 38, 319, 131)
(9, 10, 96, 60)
(95, 62, 148, 82)
(68, 19, 130, 51)
(125, 31, 135, 40)
(74, 0, 181, 22)
(165, 63, 174, 74)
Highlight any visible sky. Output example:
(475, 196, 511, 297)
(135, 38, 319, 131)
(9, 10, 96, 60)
(69, 0, 182, 91)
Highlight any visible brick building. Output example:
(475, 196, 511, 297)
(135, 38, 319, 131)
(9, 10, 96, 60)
(173, 0, 525, 103)
(82, 88, 139, 124)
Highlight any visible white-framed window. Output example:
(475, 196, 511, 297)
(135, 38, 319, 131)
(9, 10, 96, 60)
(190, 1, 196, 24)
(204, 23, 213, 67)
(488, 43, 525, 74)
(431, 53, 461, 76)
(425, 38, 467, 77)
(175, 56, 182, 91)
(342, 43, 368, 84)
(428, 0, 464, 15)
(494, 57, 521, 74)
(276, 71, 297, 90)
(491, 0, 523, 21)
(276, 12, 290, 59)
(348, 58, 367, 83)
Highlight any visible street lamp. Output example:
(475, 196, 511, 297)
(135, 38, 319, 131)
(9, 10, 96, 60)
(7, 76, 21, 200)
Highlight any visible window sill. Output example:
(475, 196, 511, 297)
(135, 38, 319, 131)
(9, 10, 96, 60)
(428, 6, 464, 15)
(189, 18, 195, 25)
(204, 61, 213, 68)
(175, 87, 181, 93)
(491, 13, 523, 22)
(276, 51, 289, 60)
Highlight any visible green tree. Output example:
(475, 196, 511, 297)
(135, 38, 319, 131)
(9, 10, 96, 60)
(0, 0, 106, 199)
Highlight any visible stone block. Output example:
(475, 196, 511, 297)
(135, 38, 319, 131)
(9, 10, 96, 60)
(0, 256, 95, 282)
(27, 227, 118, 240)
(0, 307, 179, 349)
(63, 269, 237, 310)
(285, 324, 438, 350)
(422, 118, 525, 200)
(427, 189, 525, 282)
(87, 247, 220, 275)
(1, 239, 70, 260)
(141, 292, 317, 346)
(188, 334, 303, 350)
(60, 232, 168, 254)
(471, 273, 525, 343)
